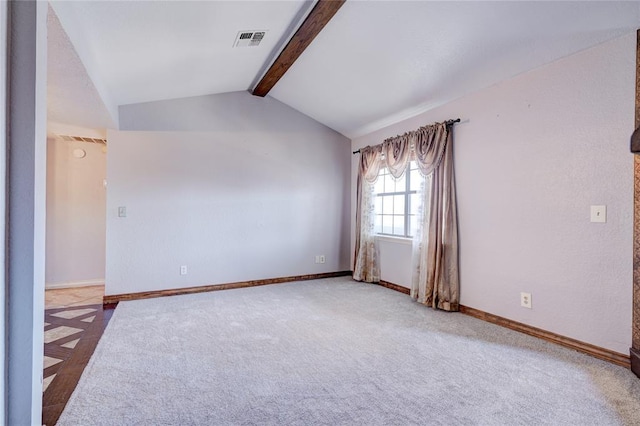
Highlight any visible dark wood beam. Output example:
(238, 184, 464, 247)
(632, 28, 640, 379)
(252, 0, 346, 97)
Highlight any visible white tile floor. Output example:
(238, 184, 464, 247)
(45, 285, 104, 309)
(44, 326, 84, 344)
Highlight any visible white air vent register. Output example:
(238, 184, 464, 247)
(234, 30, 267, 48)
(56, 134, 107, 145)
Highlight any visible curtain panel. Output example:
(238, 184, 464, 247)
(353, 145, 382, 282)
(353, 122, 460, 312)
(410, 123, 459, 312)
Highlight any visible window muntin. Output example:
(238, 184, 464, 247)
(373, 161, 424, 238)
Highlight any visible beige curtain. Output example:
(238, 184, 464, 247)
(353, 122, 459, 311)
(382, 134, 411, 178)
(410, 123, 459, 311)
(353, 145, 382, 282)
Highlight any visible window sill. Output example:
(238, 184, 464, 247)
(375, 235, 413, 245)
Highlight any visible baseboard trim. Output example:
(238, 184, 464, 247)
(378, 280, 410, 295)
(460, 305, 631, 368)
(103, 271, 352, 304)
(46, 279, 104, 290)
(631, 347, 640, 378)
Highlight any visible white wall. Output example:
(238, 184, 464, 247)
(0, 2, 7, 422)
(45, 135, 106, 288)
(106, 91, 351, 296)
(352, 33, 635, 355)
(6, 1, 47, 423)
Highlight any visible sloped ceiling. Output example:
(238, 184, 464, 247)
(49, 1, 640, 139)
(47, 5, 116, 130)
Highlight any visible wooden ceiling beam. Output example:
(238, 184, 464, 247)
(252, 0, 346, 97)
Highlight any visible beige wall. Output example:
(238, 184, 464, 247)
(45, 136, 106, 287)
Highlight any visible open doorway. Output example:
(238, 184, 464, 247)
(44, 132, 106, 295)
(43, 3, 118, 422)
(42, 129, 109, 425)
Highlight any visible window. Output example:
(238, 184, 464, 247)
(373, 161, 425, 238)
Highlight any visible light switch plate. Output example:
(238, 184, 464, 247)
(118, 206, 127, 218)
(590, 205, 606, 223)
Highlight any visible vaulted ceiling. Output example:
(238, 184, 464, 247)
(48, 1, 640, 139)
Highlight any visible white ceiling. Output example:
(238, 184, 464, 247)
(49, 1, 640, 139)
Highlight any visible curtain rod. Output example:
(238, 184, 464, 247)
(352, 118, 460, 154)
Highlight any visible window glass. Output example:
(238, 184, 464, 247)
(382, 196, 393, 215)
(393, 215, 405, 235)
(373, 161, 428, 238)
(393, 194, 404, 215)
(382, 215, 393, 234)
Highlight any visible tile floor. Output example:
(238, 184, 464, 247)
(45, 285, 105, 309)
(43, 285, 114, 426)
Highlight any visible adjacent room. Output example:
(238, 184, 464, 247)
(4, 0, 640, 425)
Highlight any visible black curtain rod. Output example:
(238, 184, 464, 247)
(352, 118, 461, 154)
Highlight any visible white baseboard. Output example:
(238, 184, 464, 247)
(45, 279, 104, 290)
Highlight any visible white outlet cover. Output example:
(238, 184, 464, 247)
(590, 205, 606, 223)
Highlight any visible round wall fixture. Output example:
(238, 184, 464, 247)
(73, 148, 86, 159)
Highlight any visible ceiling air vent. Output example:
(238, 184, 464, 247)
(234, 30, 267, 48)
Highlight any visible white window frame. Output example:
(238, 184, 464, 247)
(373, 161, 421, 238)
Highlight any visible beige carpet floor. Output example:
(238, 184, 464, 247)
(58, 277, 640, 425)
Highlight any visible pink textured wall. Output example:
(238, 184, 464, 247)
(352, 33, 635, 354)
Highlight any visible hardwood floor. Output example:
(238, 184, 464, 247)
(42, 285, 115, 426)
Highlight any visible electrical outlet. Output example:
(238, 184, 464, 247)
(315, 256, 320, 264)
(520, 292, 532, 309)
(319, 255, 325, 264)
(180, 265, 188, 275)
(590, 205, 606, 223)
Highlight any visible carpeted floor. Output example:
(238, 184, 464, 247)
(58, 277, 640, 425)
